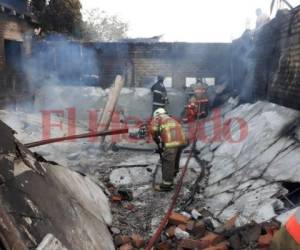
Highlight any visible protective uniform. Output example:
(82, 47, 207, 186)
(270, 208, 300, 250)
(150, 110, 186, 191)
(151, 77, 168, 114)
(184, 82, 209, 122)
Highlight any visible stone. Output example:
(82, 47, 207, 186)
(37, 234, 67, 250)
(191, 209, 202, 220)
(169, 212, 189, 225)
(175, 227, 190, 239)
(181, 211, 192, 219)
(110, 227, 121, 235)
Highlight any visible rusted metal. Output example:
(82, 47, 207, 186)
(25, 128, 128, 148)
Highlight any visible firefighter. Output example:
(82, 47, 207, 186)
(151, 75, 168, 114)
(270, 208, 300, 250)
(183, 79, 209, 122)
(150, 108, 186, 191)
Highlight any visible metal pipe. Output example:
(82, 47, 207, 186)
(25, 128, 128, 148)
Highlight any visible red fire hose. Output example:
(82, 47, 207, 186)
(145, 109, 202, 250)
(25, 128, 128, 148)
(145, 149, 194, 250)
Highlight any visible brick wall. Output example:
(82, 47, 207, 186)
(92, 42, 231, 88)
(254, 6, 300, 109)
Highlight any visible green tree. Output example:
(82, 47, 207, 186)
(46, 0, 82, 36)
(82, 9, 128, 42)
(31, 0, 83, 37)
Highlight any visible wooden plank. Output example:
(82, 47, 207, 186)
(98, 75, 125, 144)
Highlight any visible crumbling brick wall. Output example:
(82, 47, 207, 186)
(254, 6, 300, 109)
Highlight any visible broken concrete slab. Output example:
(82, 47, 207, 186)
(196, 101, 300, 224)
(0, 120, 114, 250)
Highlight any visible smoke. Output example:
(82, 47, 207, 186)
(231, 29, 256, 103)
(23, 34, 100, 92)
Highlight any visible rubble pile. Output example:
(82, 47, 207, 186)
(152, 210, 280, 250)
(1, 95, 300, 249)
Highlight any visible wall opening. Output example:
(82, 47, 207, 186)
(5, 39, 22, 71)
(4, 40, 23, 92)
(185, 77, 196, 87)
(203, 77, 215, 86)
(280, 182, 300, 209)
(164, 77, 172, 88)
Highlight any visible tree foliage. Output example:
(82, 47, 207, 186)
(82, 9, 129, 42)
(31, 0, 83, 37)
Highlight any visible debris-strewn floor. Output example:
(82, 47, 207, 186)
(1, 99, 300, 249)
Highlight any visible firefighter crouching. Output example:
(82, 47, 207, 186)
(150, 108, 187, 192)
(270, 208, 300, 250)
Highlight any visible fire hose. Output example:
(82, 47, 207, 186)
(145, 115, 202, 250)
(25, 128, 128, 148)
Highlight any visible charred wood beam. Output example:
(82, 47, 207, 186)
(0, 207, 28, 250)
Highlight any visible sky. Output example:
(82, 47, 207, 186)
(81, 0, 300, 43)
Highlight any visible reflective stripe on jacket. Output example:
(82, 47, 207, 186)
(151, 82, 168, 105)
(150, 114, 186, 148)
(286, 208, 300, 245)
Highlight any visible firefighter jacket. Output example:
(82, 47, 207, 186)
(150, 114, 186, 148)
(151, 81, 168, 107)
(286, 208, 300, 245)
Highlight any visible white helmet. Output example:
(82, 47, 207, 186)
(153, 108, 166, 117)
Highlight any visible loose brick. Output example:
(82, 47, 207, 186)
(111, 195, 122, 202)
(166, 226, 176, 238)
(203, 241, 230, 250)
(177, 224, 187, 231)
(199, 232, 225, 248)
(119, 243, 133, 250)
(169, 212, 189, 225)
(178, 239, 208, 249)
(131, 234, 145, 248)
(157, 241, 171, 250)
(258, 233, 273, 248)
